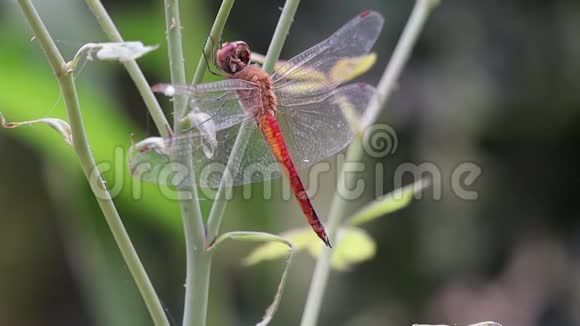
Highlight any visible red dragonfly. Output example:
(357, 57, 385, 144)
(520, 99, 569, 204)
(130, 11, 384, 247)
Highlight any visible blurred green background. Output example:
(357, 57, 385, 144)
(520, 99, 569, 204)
(1, 0, 580, 325)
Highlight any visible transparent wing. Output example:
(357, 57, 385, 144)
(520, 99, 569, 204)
(129, 121, 284, 188)
(130, 84, 375, 188)
(271, 11, 383, 98)
(189, 122, 284, 188)
(277, 83, 376, 169)
(152, 79, 258, 131)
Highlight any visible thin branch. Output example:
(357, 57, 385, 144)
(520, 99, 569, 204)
(163, 0, 206, 247)
(205, 120, 251, 238)
(164, 0, 188, 118)
(85, 0, 172, 138)
(191, 0, 236, 85)
(299, 1, 440, 325)
(16, 1, 169, 325)
(262, 0, 300, 74)
(362, 0, 440, 126)
(161, 1, 211, 326)
(188, 0, 238, 244)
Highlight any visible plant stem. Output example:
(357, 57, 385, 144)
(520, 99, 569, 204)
(85, 0, 172, 138)
(16, 1, 169, 325)
(164, 0, 188, 119)
(206, 121, 251, 238)
(188, 4, 238, 241)
(262, 0, 301, 74)
(161, 0, 211, 325)
(206, 0, 301, 237)
(362, 0, 441, 127)
(191, 0, 236, 85)
(299, 1, 439, 325)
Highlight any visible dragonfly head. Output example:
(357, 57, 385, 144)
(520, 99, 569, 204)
(216, 41, 251, 75)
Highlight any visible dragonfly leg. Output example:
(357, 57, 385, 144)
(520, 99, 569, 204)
(203, 36, 227, 78)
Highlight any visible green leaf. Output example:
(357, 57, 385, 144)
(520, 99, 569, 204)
(244, 227, 376, 271)
(242, 229, 311, 266)
(309, 227, 376, 271)
(347, 178, 430, 226)
(0, 113, 73, 145)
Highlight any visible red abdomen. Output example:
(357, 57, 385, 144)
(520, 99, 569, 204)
(258, 113, 331, 247)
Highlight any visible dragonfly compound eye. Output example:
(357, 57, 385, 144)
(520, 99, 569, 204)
(216, 41, 250, 74)
(236, 42, 251, 66)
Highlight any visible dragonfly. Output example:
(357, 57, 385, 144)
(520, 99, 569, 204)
(129, 11, 384, 247)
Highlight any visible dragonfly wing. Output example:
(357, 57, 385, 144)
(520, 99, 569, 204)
(142, 79, 287, 188)
(153, 79, 258, 131)
(130, 121, 284, 188)
(129, 134, 207, 186)
(188, 121, 284, 188)
(271, 11, 383, 96)
(277, 83, 376, 169)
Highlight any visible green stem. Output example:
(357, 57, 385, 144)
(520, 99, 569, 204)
(191, 0, 236, 85)
(85, 0, 171, 138)
(189, 0, 237, 234)
(262, 0, 301, 73)
(362, 0, 441, 127)
(206, 0, 301, 237)
(299, 1, 439, 325)
(161, 1, 210, 326)
(207, 231, 293, 252)
(16, 1, 169, 325)
(186, 2, 237, 241)
(164, 0, 188, 118)
(206, 121, 252, 238)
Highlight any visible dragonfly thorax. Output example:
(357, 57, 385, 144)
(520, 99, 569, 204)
(233, 65, 277, 115)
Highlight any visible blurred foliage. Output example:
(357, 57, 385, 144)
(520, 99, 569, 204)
(244, 179, 429, 270)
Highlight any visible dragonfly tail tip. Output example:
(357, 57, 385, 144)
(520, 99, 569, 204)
(323, 236, 332, 248)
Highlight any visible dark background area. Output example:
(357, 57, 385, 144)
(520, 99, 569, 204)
(1, 0, 580, 325)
